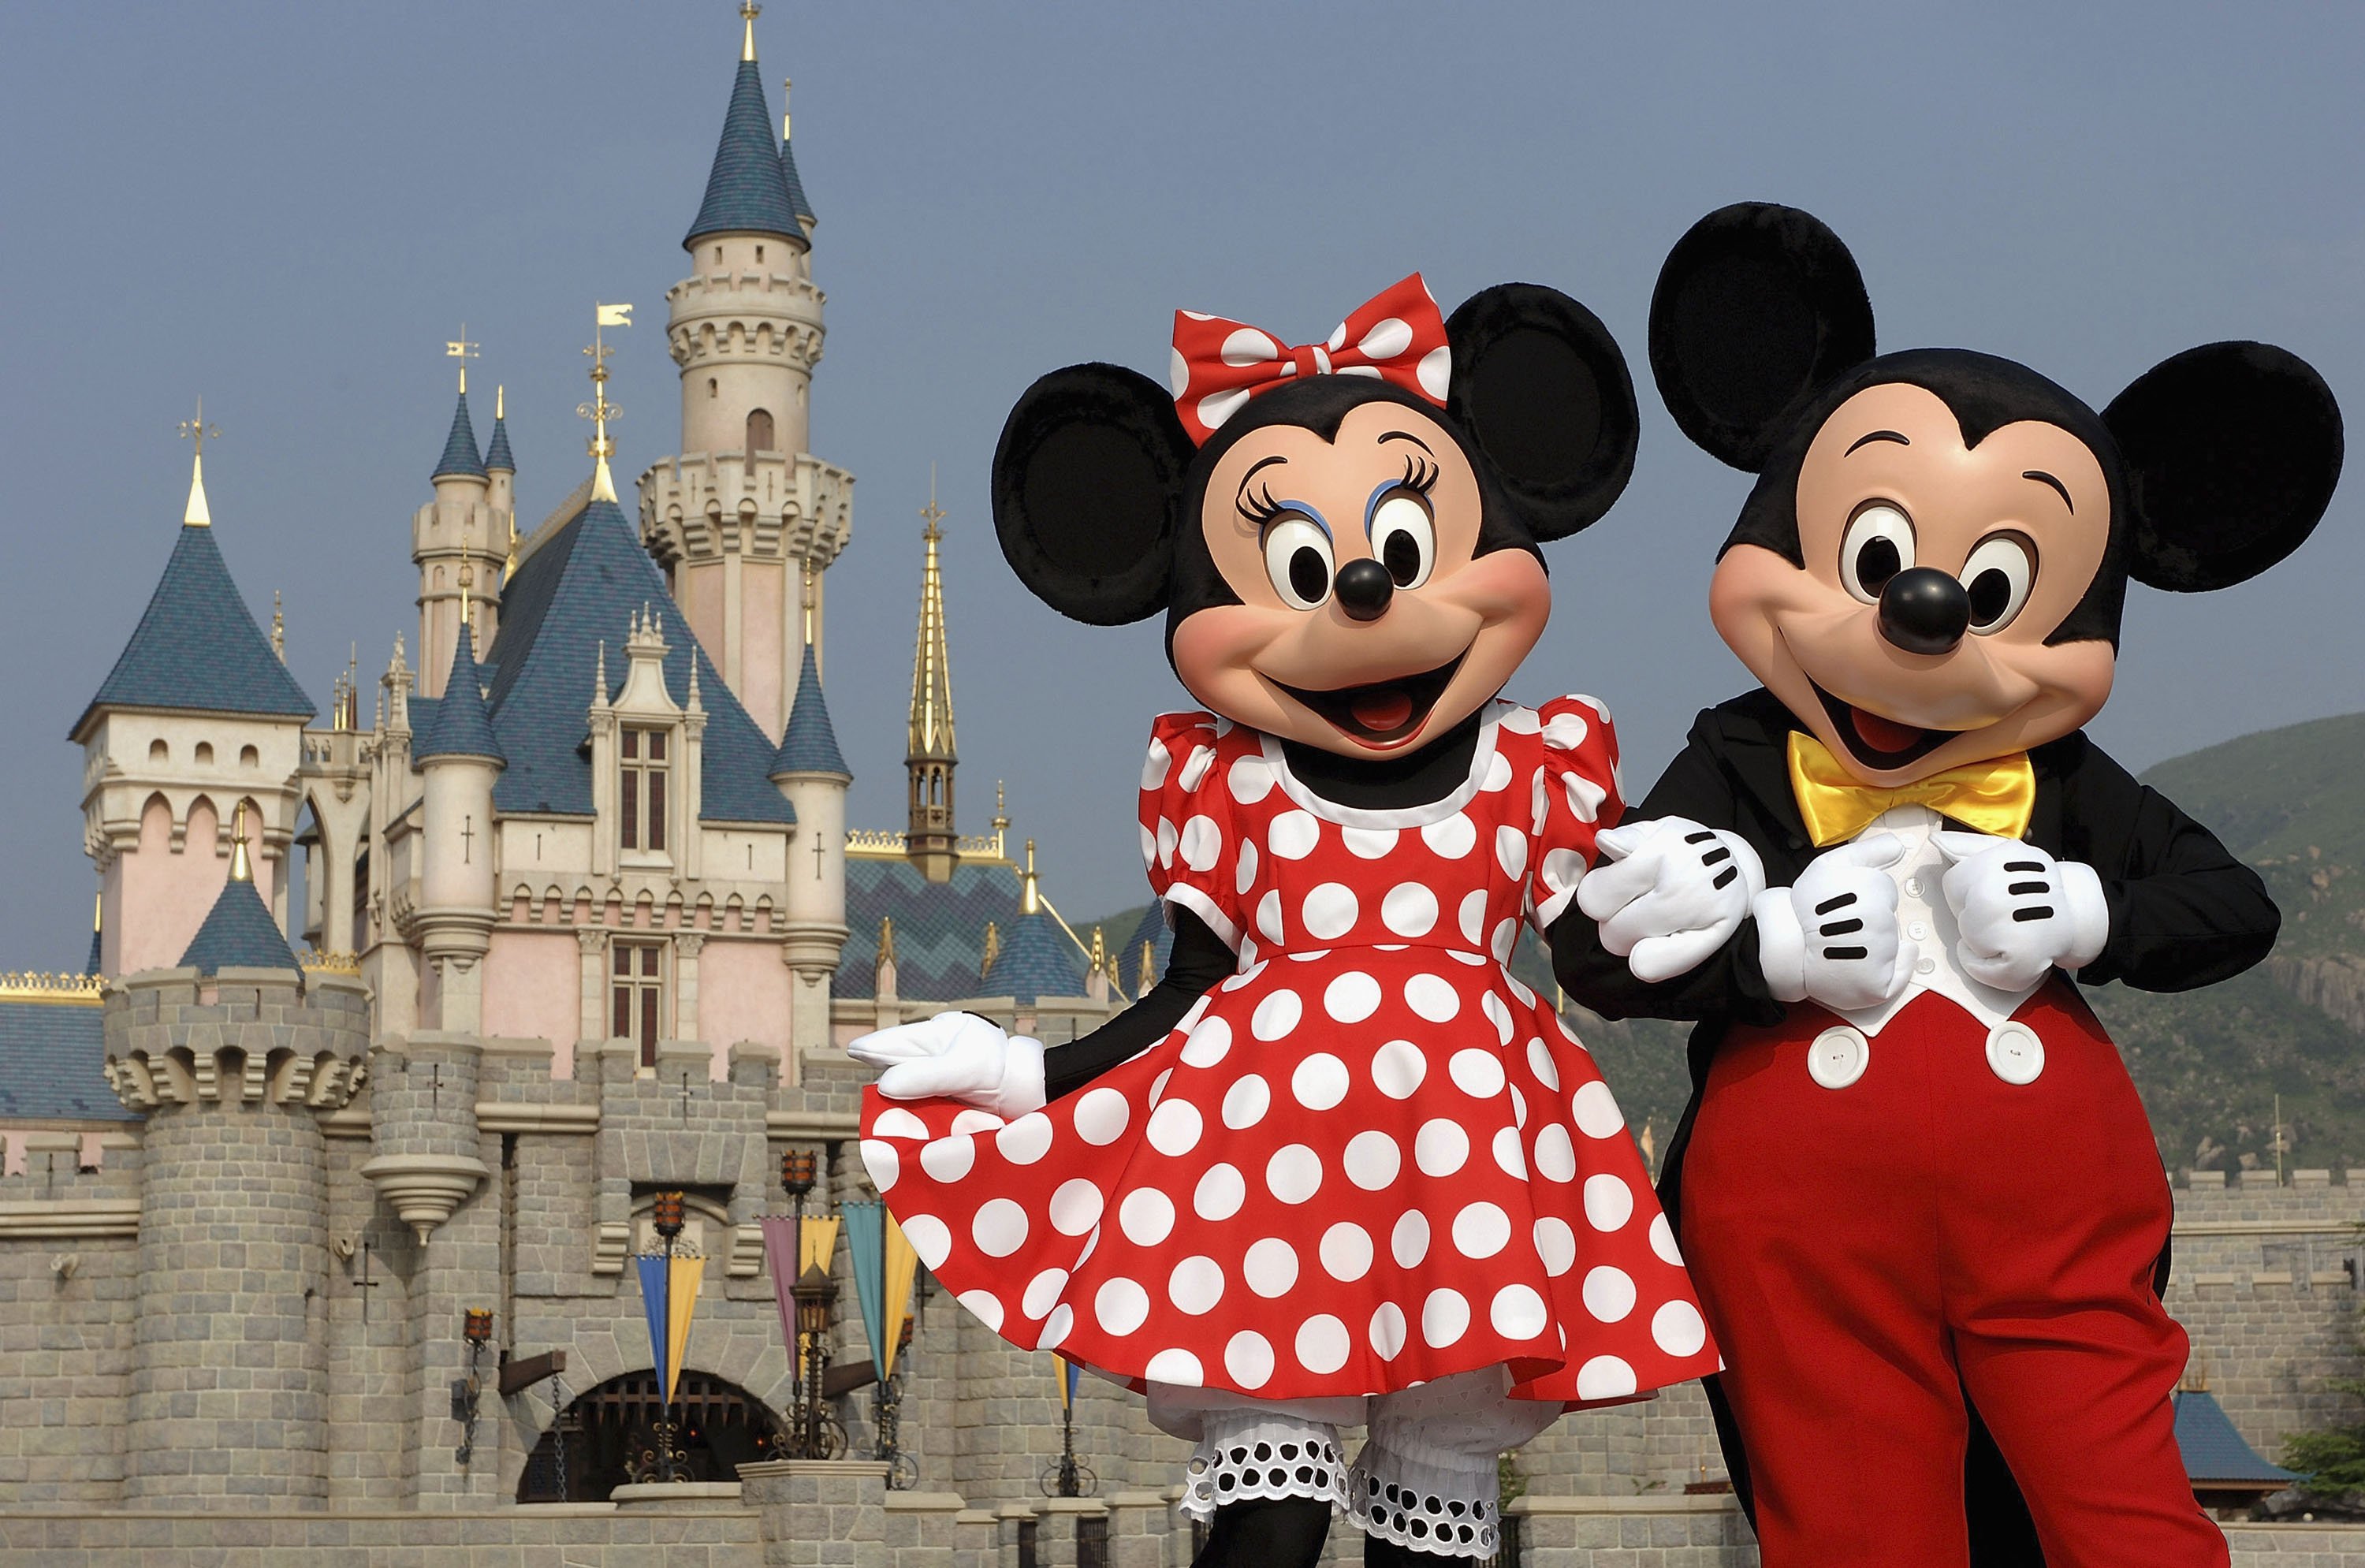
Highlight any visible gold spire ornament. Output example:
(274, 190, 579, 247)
(271, 590, 286, 663)
(1021, 840, 1040, 916)
(740, 0, 761, 61)
(801, 556, 817, 646)
(229, 800, 253, 883)
(908, 469, 955, 760)
(495, 383, 504, 421)
(445, 325, 479, 393)
(877, 915, 897, 970)
(177, 397, 219, 527)
(581, 304, 632, 503)
(781, 76, 793, 140)
(458, 519, 477, 635)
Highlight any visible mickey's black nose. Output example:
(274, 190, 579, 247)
(1334, 557, 1395, 622)
(1878, 567, 1970, 654)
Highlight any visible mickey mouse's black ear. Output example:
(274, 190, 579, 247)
(992, 363, 1197, 625)
(2103, 341, 2343, 593)
(1443, 284, 1638, 542)
(1648, 203, 1876, 472)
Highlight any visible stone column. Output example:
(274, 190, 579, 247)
(742, 1457, 890, 1568)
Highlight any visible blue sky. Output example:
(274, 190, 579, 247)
(2, 2, 2360, 964)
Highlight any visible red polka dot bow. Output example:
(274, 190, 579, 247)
(1168, 274, 1452, 445)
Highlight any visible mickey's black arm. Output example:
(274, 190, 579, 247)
(1041, 909, 1235, 1101)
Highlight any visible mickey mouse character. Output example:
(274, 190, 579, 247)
(850, 276, 1723, 1568)
(1559, 203, 2344, 1568)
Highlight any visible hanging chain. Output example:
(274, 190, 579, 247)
(549, 1370, 572, 1501)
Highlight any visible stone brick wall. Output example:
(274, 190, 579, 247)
(0, 1142, 140, 1503)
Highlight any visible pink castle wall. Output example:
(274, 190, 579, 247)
(697, 937, 791, 1075)
(112, 795, 274, 974)
(485, 928, 583, 1078)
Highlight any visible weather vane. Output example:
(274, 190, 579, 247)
(919, 462, 945, 539)
(580, 304, 632, 501)
(445, 325, 479, 393)
(177, 397, 220, 457)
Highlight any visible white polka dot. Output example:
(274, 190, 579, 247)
(1138, 823, 1157, 867)
(1405, 973, 1460, 1023)
(1049, 1180, 1104, 1237)
(1531, 772, 1551, 835)
(1539, 710, 1588, 750)
(1147, 1099, 1203, 1157)
(1145, 1347, 1204, 1387)
(1391, 1209, 1431, 1268)
(1156, 818, 1179, 869)
(859, 1139, 899, 1192)
(1495, 825, 1529, 881)
(1584, 1173, 1634, 1232)
(1180, 815, 1222, 873)
(1168, 346, 1190, 399)
(1422, 814, 1477, 859)
(1369, 1302, 1409, 1361)
(1096, 1277, 1150, 1336)
(1296, 1314, 1350, 1375)
(1650, 1213, 1684, 1267)
(1492, 1127, 1528, 1179)
(1451, 1201, 1510, 1259)
(1526, 1037, 1561, 1092)
(1251, 989, 1302, 1041)
(1222, 1074, 1270, 1129)
(1302, 884, 1360, 940)
(1228, 754, 1276, 804)
(1197, 387, 1250, 432)
(1320, 1222, 1374, 1282)
(902, 1214, 952, 1270)
(1492, 1284, 1548, 1340)
(1358, 316, 1413, 359)
(1288, 948, 1329, 963)
(1341, 825, 1399, 859)
(1179, 744, 1216, 791)
(1380, 882, 1439, 938)
(1142, 739, 1173, 791)
(1324, 970, 1380, 1024)
(1576, 1356, 1637, 1401)
(1340, 1130, 1402, 1191)
(1499, 706, 1541, 736)
(958, 1289, 1004, 1333)
(1532, 1123, 1577, 1183)
(1416, 344, 1451, 400)
(950, 1108, 1005, 1135)
(1268, 810, 1320, 859)
(1069, 1086, 1129, 1145)
(1572, 1080, 1624, 1139)
(1534, 1217, 1577, 1277)
(1447, 1048, 1506, 1099)
(1226, 1330, 1276, 1388)
(1221, 326, 1279, 365)
(1292, 1053, 1349, 1112)
(1653, 1300, 1708, 1358)
(1566, 774, 1608, 823)
(1235, 838, 1259, 896)
(982, 1115, 1046, 1169)
(1583, 1265, 1637, 1323)
(1074, 1227, 1101, 1268)
(1022, 1268, 1069, 1318)
(1480, 992, 1514, 1047)
(872, 1107, 928, 1141)
(921, 1135, 976, 1183)
(1148, 1068, 1175, 1109)
(1037, 1303, 1074, 1350)
(1414, 1119, 1469, 1177)
(1457, 889, 1489, 947)
(1489, 921, 1518, 966)
(1255, 889, 1284, 944)
(973, 1198, 1029, 1257)
(1194, 1163, 1246, 1221)
(1119, 1187, 1175, 1247)
(1244, 1238, 1299, 1297)
(1266, 1144, 1323, 1204)
(1223, 960, 1268, 993)
(1421, 1288, 1471, 1349)
(1371, 1040, 1427, 1100)
(1447, 948, 1488, 966)
(1178, 1016, 1232, 1071)
(1164, 1254, 1224, 1316)
(1540, 847, 1587, 897)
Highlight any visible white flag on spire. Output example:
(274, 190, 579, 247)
(596, 304, 634, 328)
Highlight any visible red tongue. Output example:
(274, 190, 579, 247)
(1851, 706, 1926, 754)
(1350, 688, 1415, 732)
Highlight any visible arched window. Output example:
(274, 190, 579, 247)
(746, 408, 775, 453)
(516, 1369, 788, 1501)
(148, 739, 168, 765)
(707, 378, 718, 400)
(239, 744, 259, 769)
(194, 742, 214, 766)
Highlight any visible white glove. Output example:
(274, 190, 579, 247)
(847, 1011, 1048, 1118)
(1577, 817, 1767, 983)
(1933, 832, 2110, 993)
(1753, 835, 1916, 1011)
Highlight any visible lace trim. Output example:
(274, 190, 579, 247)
(1346, 1443, 1500, 1559)
(1177, 1412, 1347, 1521)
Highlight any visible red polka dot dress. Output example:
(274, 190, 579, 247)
(858, 696, 1719, 1408)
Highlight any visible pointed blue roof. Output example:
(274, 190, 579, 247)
(685, 58, 800, 247)
(416, 624, 505, 765)
(780, 132, 816, 225)
(75, 524, 316, 737)
(434, 390, 487, 481)
(1125, 903, 1174, 989)
(0, 999, 132, 1122)
(773, 642, 847, 777)
(179, 873, 296, 976)
(836, 858, 1016, 1001)
(484, 412, 515, 473)
(987, 910, 1083, 1005)
(2174, 1390, 2301, 1484)
(482, 496, 791, 825)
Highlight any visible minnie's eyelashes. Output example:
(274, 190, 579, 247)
(1238, 482, 1287, 528)
(1401, 453, 1439, 494)
(1240, 460, 1434, 531)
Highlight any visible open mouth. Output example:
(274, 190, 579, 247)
(1811, 680, 1960, 771)
(1276, 652, 1467, 749)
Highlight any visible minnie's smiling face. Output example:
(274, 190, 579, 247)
(1170, 400, 1551, 757)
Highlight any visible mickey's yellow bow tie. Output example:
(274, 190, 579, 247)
(1787, 730, 2035, 848)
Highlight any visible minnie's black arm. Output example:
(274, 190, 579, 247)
(1041, 910, 1235, 1101)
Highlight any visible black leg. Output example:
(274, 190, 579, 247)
(1192, 1495, 1332, 1568)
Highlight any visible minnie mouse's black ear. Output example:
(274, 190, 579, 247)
(1443, 284, 1638, 542)
(992, 363, 1197, 625)
(2102, 341, 2343, 592)
(1648, 203, 1875, 472)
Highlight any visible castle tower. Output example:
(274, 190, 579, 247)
(411, 621, 505, 1033)
(639, 2, 854, 743)
(905, 490, 959, 882)
(104, 820, 370, 1509)
(772, 570, 851, 1055)
(485, 384, 518, 616)
(414, 337, 503, 699)
(76, 423, 316, 972)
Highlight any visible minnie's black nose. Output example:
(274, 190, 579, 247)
(1878, 567, 1970, 654)
(1334, 557, 1395, 622)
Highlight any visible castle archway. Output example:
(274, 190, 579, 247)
(516, 1368, 787, 1502)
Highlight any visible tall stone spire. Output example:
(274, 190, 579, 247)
(683, 4, 800, 250)
(905, 479, 959, 882)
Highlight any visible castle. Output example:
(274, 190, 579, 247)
(0, 9, 2359, 1566)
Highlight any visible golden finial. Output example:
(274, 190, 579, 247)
(908, 464, 956, 758)
(581, 304, 632, 503)
(92, 890, 102, 936)
(1021, 839, 1040, 916)
(877, 915, 897, 969)
(270, 590, 286, 663)
(445, 325, 479, 394)
(495, 382, 505, 421)
(781, 76, 793, 140)
(980, 921, 1000, 979)
(740, 0, 760, 61)
(229, 800, 253, 883)
(993, 781, 1008, 832)
(1088, 924, 1108, 978)
(177, 397, 219, 527)
(1138, 939, 1156, 996)
(458, 518, 476, 636)
(801, 556, 817, 646)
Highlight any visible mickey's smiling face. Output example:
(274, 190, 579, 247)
(1171, 400, 1551, 756)
(1711, 381, 2117, 785)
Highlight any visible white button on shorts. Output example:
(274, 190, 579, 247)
(1907, 920, 1930, 942)
(1984, 1021, 2045, 1086)
(1807, 1026, 1869, 1090)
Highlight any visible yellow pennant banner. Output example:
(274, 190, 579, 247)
(664, 1255, 704, 1406)
(880, 1214, 918, 1379)
(800, 1214, 842, 1275)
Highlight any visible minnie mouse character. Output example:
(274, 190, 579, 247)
(1560, 203, 2344, 1568)
(851, 276, 1723, 1567)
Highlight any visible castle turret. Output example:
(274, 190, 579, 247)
(905, 491, 959, 881)
(484, 385, 518, 639)
(772, 603, 850, 1054)
(412, 622, 504, 1034)
(640, 2, 853, 742)
(414, 339, 501, 699)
